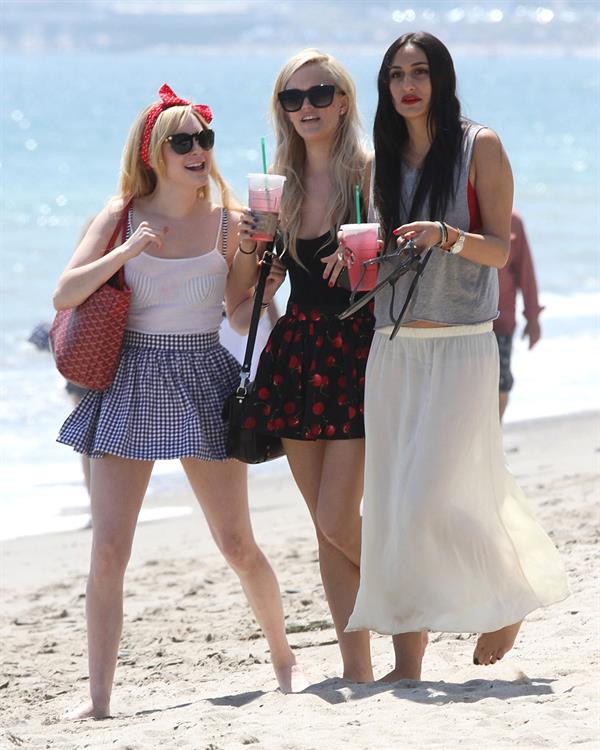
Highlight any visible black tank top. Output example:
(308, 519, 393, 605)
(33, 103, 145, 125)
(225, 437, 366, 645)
(276, 232, 356, 311)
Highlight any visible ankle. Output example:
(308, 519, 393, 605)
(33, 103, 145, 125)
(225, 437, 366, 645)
(270, 648, 297, 670)
(89, 693, 111, 717)
(342, 664, 374, 683)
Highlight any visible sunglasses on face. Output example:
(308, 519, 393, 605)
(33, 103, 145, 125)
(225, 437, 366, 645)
(166, 129, 215, 155)
(277, 84, 337, 113)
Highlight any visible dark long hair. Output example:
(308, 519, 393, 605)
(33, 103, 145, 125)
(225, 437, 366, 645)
(373, 32, 462, 250)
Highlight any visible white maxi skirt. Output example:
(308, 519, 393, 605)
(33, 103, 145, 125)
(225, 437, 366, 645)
(346, 323, 569, 635)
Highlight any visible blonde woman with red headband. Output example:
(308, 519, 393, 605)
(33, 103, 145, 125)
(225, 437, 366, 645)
(53, 85, 305, 719)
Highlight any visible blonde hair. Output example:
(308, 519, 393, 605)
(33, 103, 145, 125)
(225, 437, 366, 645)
(271, 49, 367, 264)
(119, 104, 238, 208)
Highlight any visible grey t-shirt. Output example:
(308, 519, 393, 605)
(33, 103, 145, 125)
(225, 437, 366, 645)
(370, 119, 499, 329)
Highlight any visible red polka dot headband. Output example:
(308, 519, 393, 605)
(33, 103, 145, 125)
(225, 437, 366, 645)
(140, 83, 213, 169)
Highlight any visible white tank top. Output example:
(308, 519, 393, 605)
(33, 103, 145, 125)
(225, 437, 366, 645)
(124, 208, 229, 335)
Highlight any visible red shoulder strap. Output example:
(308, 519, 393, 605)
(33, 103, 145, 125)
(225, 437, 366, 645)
(104, 199, 133, 289)
(104, 199, 133, 255)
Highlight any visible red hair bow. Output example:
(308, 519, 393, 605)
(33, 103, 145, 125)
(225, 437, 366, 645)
(140, 84, 213, 169)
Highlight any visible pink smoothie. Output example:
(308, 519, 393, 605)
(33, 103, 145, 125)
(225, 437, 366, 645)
(340, 223, 380, 291)
(248, 174, 286, 242)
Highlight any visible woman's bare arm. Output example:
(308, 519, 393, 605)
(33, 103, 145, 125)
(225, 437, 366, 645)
(52, 199, 166, 310)
(394, 129, 514, 269)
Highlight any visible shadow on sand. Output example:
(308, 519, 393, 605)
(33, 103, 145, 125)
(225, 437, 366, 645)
(298, 675, 555, 706)
(206, 689, 267, 708)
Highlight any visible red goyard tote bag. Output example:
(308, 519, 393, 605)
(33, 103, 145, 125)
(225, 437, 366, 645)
(49, 202, 132, 391)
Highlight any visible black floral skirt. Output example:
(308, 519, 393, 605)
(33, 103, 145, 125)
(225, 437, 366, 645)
(250, 302, 374, 440)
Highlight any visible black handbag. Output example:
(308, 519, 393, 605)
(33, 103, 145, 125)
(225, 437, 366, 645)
(222, 246, 285, 463)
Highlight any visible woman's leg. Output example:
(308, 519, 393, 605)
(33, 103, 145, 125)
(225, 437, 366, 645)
(180, 457, 307, 693)
(81, 454, 91, 497)
(282, 438, 373, 683)
(378, 633, 429, 682)
(65, 455, 154, 719)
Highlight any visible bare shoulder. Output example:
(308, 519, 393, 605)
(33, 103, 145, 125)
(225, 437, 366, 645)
(471, 127, 512, 190)
(106, 195, 129, 219)
(67, 199, 128, 267)
(473, 127, 508, 163)
(85, 199, 126, 237)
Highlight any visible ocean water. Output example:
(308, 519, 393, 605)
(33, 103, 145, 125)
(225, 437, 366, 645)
(1, 49, 598, 540)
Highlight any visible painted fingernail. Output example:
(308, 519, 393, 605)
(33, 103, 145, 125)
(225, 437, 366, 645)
(392, 229, 401, 236)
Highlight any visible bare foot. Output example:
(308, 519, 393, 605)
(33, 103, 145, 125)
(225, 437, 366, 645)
(63, 700, 110, 721)
(379, 632, 428, 682)
(274, 662, 310, 694)
(473, 621, 522, 666)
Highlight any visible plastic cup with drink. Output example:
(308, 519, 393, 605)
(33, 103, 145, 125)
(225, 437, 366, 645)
(247, 173, 286, 242)
(339, 222, 381, 291)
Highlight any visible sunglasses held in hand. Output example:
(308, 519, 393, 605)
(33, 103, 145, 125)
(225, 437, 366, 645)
(277, 84, 338, 113)
(338, 239, 434, 341)
(166, 129, 215, 155)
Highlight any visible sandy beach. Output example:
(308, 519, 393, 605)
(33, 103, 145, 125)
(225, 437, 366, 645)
(1, 411, 598, 750)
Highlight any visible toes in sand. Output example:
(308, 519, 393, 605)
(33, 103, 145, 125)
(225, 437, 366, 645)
(473, 621, 522, 666)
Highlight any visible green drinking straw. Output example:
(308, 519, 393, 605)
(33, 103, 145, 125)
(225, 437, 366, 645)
(260, 136, 268, 174)
(355, 184, 361, 223)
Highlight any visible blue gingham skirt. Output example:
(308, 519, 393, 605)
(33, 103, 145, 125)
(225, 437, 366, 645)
(57, 330, 240, 461)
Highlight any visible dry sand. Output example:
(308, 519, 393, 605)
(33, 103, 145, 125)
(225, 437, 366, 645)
(1, 412, 598, 750)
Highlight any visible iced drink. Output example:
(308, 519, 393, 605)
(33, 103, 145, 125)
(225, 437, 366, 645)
(339, 223, 380, 291)
(247, 173, 286, 242)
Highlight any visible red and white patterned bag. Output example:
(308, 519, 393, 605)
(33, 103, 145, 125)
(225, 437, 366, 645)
(49, 203, 131, 391)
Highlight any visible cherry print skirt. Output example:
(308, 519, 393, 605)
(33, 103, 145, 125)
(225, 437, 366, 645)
(250, 303, 374, 441)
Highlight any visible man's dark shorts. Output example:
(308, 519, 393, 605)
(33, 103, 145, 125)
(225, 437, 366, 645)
(494, 333, 514, 392)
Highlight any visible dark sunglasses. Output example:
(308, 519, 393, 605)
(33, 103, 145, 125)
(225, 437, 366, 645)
(166, 129, 215, 154)
(277, 84, 337, 113)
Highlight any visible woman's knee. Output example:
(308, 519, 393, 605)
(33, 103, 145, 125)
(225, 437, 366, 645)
(316, 503, 358, 553)
(216, 531, 260, 573)
(90, 537, 132, 580)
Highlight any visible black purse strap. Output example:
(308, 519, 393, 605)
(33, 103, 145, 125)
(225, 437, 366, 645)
(236, 243, 275, 394)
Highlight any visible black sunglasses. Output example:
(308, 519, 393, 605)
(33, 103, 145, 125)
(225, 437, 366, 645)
(166, 129, 215, 155)
(277, 84, 337, 113)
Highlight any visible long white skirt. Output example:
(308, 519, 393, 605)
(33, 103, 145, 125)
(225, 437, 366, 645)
(346, 323, 569, 635)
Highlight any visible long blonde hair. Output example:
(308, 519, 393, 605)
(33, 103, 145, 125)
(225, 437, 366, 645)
(119, 104, 238, 208)
(271, 49, 367, 264)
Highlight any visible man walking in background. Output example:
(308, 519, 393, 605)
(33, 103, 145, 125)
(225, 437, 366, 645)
(494, 210, 544, 420)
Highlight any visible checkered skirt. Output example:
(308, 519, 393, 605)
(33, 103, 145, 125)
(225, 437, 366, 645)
(57, 330, 240, 461)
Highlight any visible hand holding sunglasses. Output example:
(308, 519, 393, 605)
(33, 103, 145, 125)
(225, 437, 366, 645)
(277, 84, 338, 113)
(166, 129, 215, 155)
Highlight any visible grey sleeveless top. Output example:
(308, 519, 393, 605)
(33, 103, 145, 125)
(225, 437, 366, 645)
(369, 119, 499, 329)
